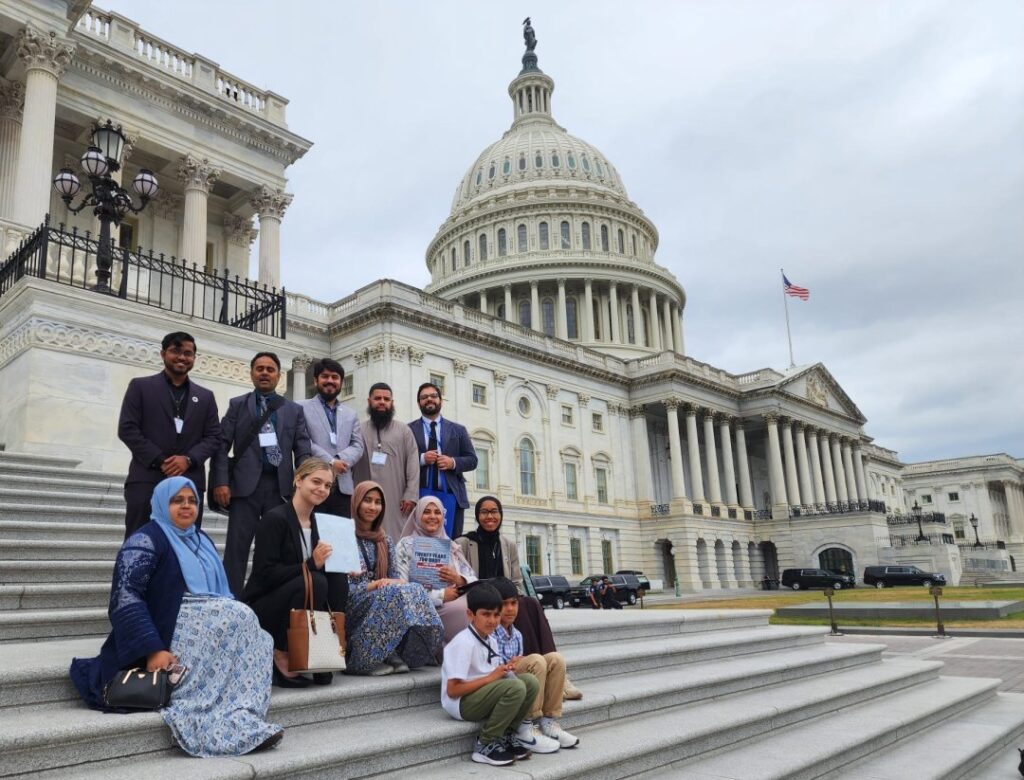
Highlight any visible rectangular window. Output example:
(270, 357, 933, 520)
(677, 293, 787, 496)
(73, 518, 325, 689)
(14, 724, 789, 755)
(475, 448, 490, 490)
(596, 468, 609, 504)
(601, 539, 613, 573)
(948, 492, 959, 502)
(570, 538, 583, 575)
(561, 405, 574, 425)
(341, 374, 354, 398)
(429, 373, 446, 398)
(953, 521, 965, 540)
(472, 383, 487, 405)
(526, 535, 542, 575)
(592, 412, 604, 432)
(921, 494, 932, 504)
(564, 462, 578, 500)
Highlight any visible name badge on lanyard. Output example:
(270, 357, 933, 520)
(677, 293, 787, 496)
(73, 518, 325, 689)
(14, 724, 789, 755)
(371, 451, 388, 466)
(174, 417, 184, 434)
(329, 431, 338, 446)
(259, 431, 279, 448)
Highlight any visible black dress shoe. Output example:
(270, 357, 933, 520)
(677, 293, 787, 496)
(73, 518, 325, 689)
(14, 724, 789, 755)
(251, 729, 284, 753)
(311, 672, 332, 685)
(272, 666, 310, 688)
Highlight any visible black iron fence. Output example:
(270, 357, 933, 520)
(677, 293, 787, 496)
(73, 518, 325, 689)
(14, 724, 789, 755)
(887, 512, 947, 526)
(0, 218, 286, 338)
(790, 499, 887, 518)
(889, 533, 956, 547)
(956, 541, 1006, 551)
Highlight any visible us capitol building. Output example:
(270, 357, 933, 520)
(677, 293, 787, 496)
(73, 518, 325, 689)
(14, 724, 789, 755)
(0, 4, 1020, 589)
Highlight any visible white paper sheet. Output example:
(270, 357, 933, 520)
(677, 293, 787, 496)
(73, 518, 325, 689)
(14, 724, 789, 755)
(314, 513, 361, 574)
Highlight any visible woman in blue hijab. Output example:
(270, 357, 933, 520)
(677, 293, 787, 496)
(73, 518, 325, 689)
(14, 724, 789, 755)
(70, 477, 283, 756)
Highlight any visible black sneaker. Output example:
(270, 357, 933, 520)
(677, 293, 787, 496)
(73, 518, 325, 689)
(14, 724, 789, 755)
(503, 733, 532, 761)
(472, 739, 516, 766)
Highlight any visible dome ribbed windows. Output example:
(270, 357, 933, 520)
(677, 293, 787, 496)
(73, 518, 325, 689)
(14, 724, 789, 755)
(535, 152, 544, 169)
(600, 224, 609, 252)
(539, 222, 549, 250)
(498, 228, 507, 256)
(463, 239, 471, 266)
(567, 153, 576, 169)
(581, 222, 591, 250)
(617, 229, 625, 254)
(488, 164, 495, 180)
(517, 224, 528, 252)
(503, 158, 511, 175)
(518, 153, 526, 171)
(560, 221, 571, 249)
(479, 234, 488, 261)
(582, 155, 591, 172)
(551, 151, 560, 168)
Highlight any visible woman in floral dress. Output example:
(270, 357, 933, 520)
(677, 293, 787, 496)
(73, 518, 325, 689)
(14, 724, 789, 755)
(346, 480, 443, 675)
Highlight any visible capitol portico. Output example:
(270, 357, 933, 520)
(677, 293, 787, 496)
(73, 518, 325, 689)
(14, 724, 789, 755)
(0, 6, 1019, 591)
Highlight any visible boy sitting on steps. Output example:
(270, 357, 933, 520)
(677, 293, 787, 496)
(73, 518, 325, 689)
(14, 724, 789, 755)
(492, 577, 580, 749)
(441, 582, 542, 766)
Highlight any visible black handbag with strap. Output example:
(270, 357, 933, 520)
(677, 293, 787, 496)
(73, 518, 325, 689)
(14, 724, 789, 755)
(103, 667, 175, 711)
(208, 395, 283, 511)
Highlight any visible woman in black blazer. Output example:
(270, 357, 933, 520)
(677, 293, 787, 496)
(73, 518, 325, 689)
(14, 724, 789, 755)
(243, 458, 348, 688)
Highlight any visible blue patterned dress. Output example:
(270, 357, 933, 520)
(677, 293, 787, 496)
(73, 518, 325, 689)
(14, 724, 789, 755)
(346, 537, 443, 674)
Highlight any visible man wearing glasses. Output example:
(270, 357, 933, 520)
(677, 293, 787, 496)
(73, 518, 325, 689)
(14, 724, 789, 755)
(117, 331, 222, 537)
(409, 382, 477, 538)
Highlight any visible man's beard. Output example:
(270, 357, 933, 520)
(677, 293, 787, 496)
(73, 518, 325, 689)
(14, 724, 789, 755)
(318, 387, 340, 401)
(368, 405, 395, 427)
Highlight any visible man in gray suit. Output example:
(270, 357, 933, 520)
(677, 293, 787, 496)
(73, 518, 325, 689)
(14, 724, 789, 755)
(210, 351, 311, 595)
(299, 357, 364, 517)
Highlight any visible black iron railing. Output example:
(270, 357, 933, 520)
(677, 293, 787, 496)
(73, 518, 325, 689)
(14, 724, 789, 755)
(956, 541, 1006, 551)
(889, 533, 956, 547)
(788, 499, 887, 518)
(887, 512, 947, 527)
(0, 218, 286, 338)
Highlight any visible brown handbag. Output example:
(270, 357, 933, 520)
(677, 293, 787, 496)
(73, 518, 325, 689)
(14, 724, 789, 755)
(286, 562, 346, 673)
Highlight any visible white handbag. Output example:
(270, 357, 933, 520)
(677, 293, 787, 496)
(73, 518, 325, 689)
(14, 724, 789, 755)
(286, 563, 346, 673)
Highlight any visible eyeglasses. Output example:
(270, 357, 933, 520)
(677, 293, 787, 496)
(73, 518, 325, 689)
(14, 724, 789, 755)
(479, 509, 501, 516)
(170, 496, 199, 506)
(165, 347, 196, 358)
(419, 393, 440, 400)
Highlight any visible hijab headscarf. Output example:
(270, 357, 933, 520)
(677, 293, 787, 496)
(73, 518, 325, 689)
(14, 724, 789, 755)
(150, 477, 232, 598)
(401, 496, 474, 573)
(351, 480, 389, 579)
(467, 495, 505, 579)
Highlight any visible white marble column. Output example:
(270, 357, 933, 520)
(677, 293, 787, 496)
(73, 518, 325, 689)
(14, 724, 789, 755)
(1004, 482, 1024, 538)
(665, 399, 687, 501)
(556, 277, 568, 339)
(290, 355, 312, 401)
(853, 445, 868, 503)
(0, 79, 25, 221)
(177, 155, 219, 268)
(630, 285, 641, 345)
(583, 279, 594, 341)
(794, 423, 814, 507)
(703, 411, 722, 504)
(530, 280, 540, 331)
(479, 290, 487, 313)
(807, 428, 827, 505)
(841, 439, 858, 504)
(503, 283, 513, 322)
(764, 414, 788, 509)
(649, 288, 661, 350)
(662, 297, 674, 352)
(249, 184, 292, 290)
(820, 432, 838, 505)
(608, 283, 620, 343)
(830, 435, 849, 503)
(223, 213, 258, 278)
(734, 420, 754, 508)
(685, 407, 705, 502)
(719, 417, 738, 506)
(629, 405, 653, 502)
(781, 419, 802, 507)
(674, 305, 685, 355)
(670, 535, 703, 591)
(13, 28, 73, 228)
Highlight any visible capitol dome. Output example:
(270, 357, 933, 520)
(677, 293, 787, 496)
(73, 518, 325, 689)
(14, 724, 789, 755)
(425, 23, 687, 359)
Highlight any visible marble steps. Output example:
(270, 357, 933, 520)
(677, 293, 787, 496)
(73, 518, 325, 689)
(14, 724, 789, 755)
(0, 461, 122, 485)
(0, 519, 227, 542)
(0, 606, 109, 643)
(0, 628, 904, 779)
(0, 486, 127, 508)
(0, 559, 116, 585)
(0, 452, 82, 469)
(0, 582, 110, 610)
(0, 501, 229, 528)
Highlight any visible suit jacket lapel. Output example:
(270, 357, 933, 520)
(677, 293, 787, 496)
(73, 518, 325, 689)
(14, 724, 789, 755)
(155, 373, 176, 423)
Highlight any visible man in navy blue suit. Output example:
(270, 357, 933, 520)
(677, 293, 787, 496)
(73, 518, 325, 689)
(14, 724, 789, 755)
(408, 381, 477, 539)
(117, 331, 222, 538)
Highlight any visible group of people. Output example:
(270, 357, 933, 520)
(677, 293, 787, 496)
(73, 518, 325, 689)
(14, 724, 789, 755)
(70, 331, 581, 765)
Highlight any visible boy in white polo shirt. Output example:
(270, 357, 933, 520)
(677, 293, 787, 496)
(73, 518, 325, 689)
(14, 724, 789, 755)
(441, 582, 540, 766)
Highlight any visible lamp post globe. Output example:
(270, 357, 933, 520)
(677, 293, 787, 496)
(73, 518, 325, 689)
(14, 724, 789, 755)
(912, 500, 924, 542)
(969, 513, 980, 548)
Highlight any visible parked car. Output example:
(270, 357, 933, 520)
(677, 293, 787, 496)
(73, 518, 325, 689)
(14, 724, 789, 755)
(572, 573, 642, 606)
(863, 565, 946, 588)
(530, 575, 574, 609)
(615, 569, 651, 591)
(780, 568, 856, 590)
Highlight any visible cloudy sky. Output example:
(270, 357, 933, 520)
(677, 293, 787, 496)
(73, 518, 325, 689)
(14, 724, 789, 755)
(115, 0, 1023, 463)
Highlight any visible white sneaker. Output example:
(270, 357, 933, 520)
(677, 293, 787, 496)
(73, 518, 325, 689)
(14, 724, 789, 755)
(540, 719, 579, 748)
(514, 721, 560, 753)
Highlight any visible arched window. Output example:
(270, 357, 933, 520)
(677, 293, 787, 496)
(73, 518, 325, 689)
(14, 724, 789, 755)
(560, 221, 571, 249)
(463, 239, 471, 267)
(518, 153, 527, 171)
(479, 234, 487, 261)
(518, 300, 531, 327)
(567, 153, 577, 170)
(475, 169, 482, 185)
(517, 224, 528, 252)
(450, 248, 456, 272)
(581, 222, 591, 250)
(497, 228, 507, 256)
(617, 229, 625, 254)
(582, 155, 591, 172)
(503, 158, 511, 175)
(518, 438, 537, 495)
(551, 151, 560, 167)
(626, 303, 636, 344)
(566, 297, 578, 339)
(631, 234, 638, 256)
(539, 222, 549, 250)
(542, 297, 555, 336)
(600, 224, 609, 252)
(592, 298, 601, 339)
(535, 152, 544, 168)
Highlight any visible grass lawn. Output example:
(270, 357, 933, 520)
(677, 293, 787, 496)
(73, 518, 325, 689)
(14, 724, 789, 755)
(652, 586, 1024, 629)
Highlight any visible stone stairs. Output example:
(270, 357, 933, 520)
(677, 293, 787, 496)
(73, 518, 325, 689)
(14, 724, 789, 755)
(1, 450, 1023, 778)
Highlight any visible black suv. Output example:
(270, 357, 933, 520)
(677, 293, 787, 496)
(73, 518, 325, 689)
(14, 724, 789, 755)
(615, 569, 651, 591)
(780, 568, 856, 590)
(863, 565, 946, 588)
(573, 574, 642, 606)
(530, 575, 574, 609)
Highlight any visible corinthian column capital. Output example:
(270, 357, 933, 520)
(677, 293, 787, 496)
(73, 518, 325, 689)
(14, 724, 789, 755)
(177, 154, 221, 192)
(0, 79, 25, 121)
(17, 27, 74, 78)
(249, 185, 293, 220)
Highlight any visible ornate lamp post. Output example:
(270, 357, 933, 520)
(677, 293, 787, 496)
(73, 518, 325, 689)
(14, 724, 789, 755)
(52, 120, 158, 293)
(912, 500, 925, 542)
(969, 513, 981, 548)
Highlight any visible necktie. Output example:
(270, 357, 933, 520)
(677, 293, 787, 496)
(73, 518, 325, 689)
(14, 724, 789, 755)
(428, 421, 440, 490)
(259, 396, 283, 467)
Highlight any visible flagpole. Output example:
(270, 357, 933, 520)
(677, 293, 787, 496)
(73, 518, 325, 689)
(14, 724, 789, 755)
(781, 268, 795, 368)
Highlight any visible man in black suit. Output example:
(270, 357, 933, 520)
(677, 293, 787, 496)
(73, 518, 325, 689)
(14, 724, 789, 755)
(210, 351, 312, 595)
(408, 381, 477, 539)
(117, 331, 222, 538)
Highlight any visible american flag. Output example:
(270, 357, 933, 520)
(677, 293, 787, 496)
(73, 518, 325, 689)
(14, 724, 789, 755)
(783, 274, 809, 301)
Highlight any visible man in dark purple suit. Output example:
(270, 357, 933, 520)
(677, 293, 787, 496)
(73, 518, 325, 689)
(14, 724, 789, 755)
(117, 331, 222, 538)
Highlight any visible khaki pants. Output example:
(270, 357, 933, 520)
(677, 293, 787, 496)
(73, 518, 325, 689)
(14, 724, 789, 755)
(459, 673, 540, 743)
(514, 652, 566, 720)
